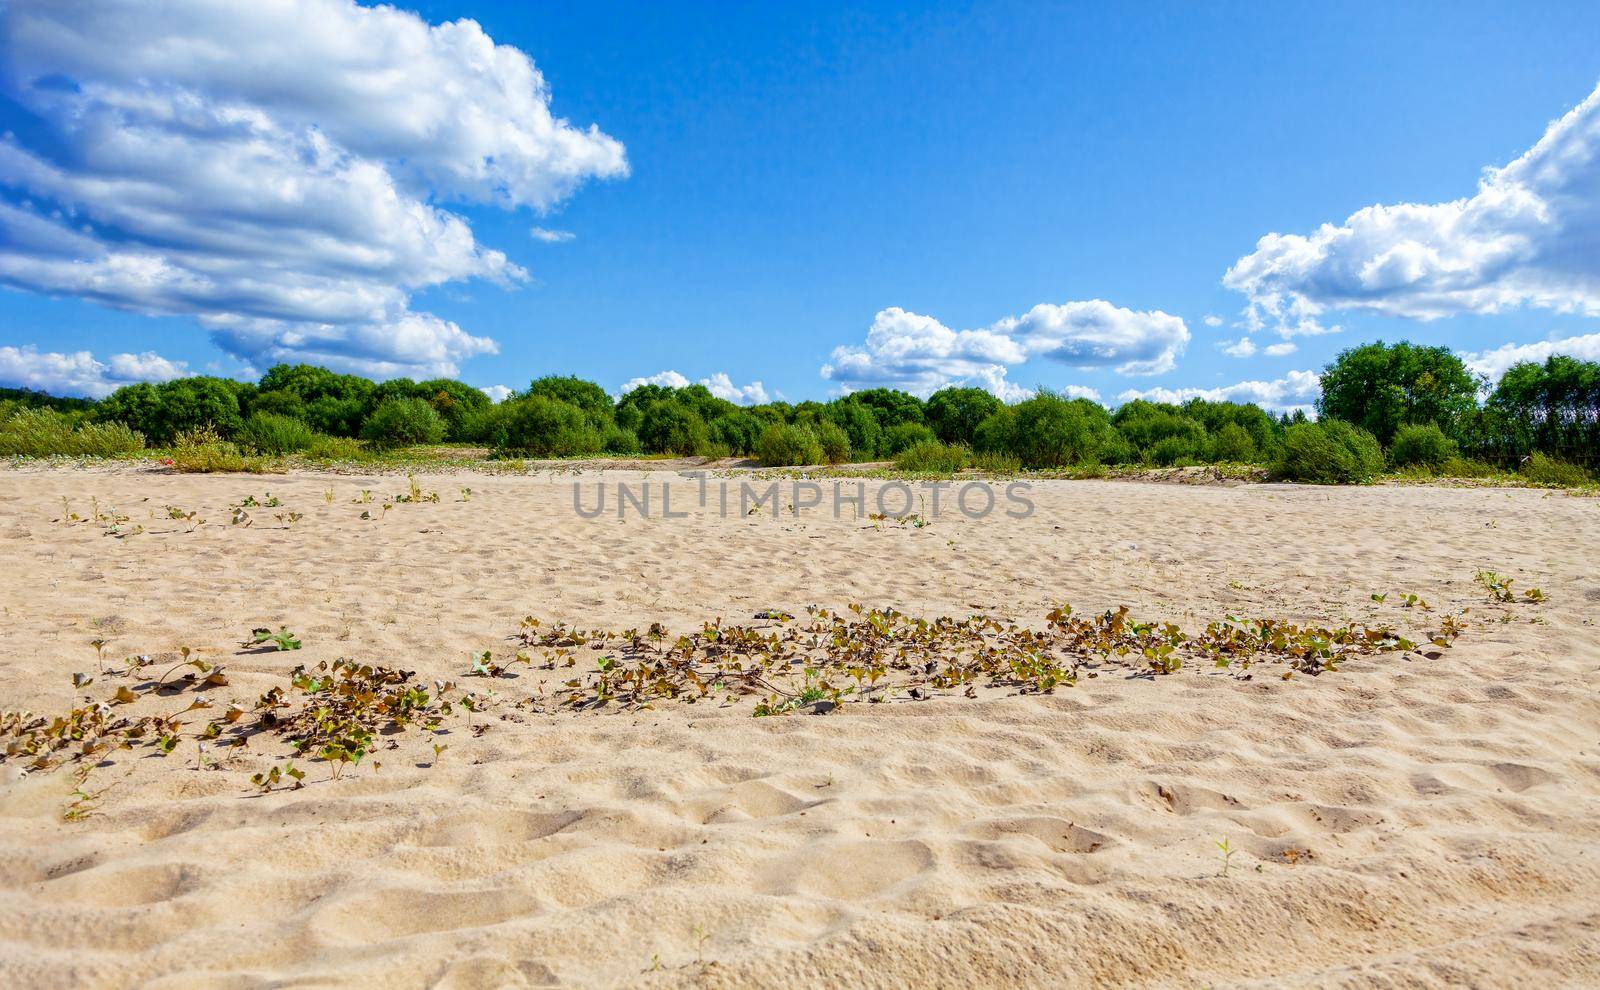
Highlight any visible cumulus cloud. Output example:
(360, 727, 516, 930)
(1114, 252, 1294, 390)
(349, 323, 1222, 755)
(1263, 342, 1298, 357)
(0, 344, 188, 398)
(530, 227, 576, 243)
(619, 370, 770, 406)
(1224, 81, 1600, 337)
(821, 302, 1187, 401)
(1117, 369, 1321, 415)
(480, 384, 514, 403)
(0, 0, 625, 377)
(1461, 331, 1600, 383)
(1203, 314, 1224, 328)
(1221, 337, 1257, 358)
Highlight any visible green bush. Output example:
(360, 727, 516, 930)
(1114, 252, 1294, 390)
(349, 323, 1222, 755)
(894, 441, 969, 474)
(169, 426, 280, 473)
(237, 412, 317, 455)
(303, 435, 366, 460)
(637, 402, 709, 456)
(96, 377, 246, 443)
(970, 450, 1022, 475)
(1273, 419, 1385, 484)
(925, 387, 1003, 446)
(602, 425, 642, 455)
(1521, 452, 1591, 487)
(814, 421, 852, 464)
(755, 423, 823, 466)
(1209, 422, 1258, 462)
(360, 398, 446, 449)
(496, 396, 604, 457)
(1387, 422, 1459, 470)
(0, 408, 145, 458)
(881, 421, 937, 456)
(1438, 456, 1497, 478)
(1148, 435, 1203, 466)
(980, 394, 1116, 468)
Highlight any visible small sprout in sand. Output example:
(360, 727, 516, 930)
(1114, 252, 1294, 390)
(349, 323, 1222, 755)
(1524, 587, 1547, 603)
(62, 786, 108, 822)
(394, 475, 440, 504)
(1399, 593, 1429, 610)
(468, 651, 506, 678)
(1475, 570, 1516, 602)
(323, 489, 335, 504)
(274, 511, 304, 527)
(1370, 592, 1387, 603)
(431, 742, 448, 765)
(352, 490, 373, 504)
(57, 496, 83, 525)
(1216, 838, 1237, 877)
(459, 487, 473, 502)
(89, 638, 108, 674)
(250, 762, 305, 793)
(249, 627, 302, 652)
(164, 506, 205, 530)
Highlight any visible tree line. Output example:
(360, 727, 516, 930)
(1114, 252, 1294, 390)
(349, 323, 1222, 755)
(1, 341, 1596, 484)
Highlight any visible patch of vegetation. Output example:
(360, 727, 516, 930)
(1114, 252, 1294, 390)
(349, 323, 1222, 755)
(1273, 420, 1385, 484)
(512, 600, 1461, 716)
(169, 425, 283, 474)
(0, 407, 145, 458)
(237, 412, 319, 455)
(1521, 452, 1591, 487)
(893, 441, 969, 474)
(361, 397, 447, 449)
(755, 423, 823, 467)
(4, 344, 1595, 485)
(1387, 422, 1459, 471)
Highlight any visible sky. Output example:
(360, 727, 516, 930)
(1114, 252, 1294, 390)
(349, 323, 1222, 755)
(1, 0, 1599, 413)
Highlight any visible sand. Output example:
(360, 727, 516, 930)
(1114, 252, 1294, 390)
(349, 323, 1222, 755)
(0, 465, 1596, 988)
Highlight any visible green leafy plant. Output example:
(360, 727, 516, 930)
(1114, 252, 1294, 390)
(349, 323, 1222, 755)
(249, 627, 302, 651)
(1475, 570, 1515, 602)
(1216, 838, 1237, 877)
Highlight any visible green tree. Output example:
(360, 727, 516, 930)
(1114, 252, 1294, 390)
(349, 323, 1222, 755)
(528, 376, 614, 424)
(1318, 342, 1479, 444)
(925, 387, 1003, 446)
(96, 377, 247, 443)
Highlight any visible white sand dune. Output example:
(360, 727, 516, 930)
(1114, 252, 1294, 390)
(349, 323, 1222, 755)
(0, 467, 1596, 988)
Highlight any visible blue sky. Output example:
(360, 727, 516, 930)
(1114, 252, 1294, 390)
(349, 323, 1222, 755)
(2, 1, 1599, 409)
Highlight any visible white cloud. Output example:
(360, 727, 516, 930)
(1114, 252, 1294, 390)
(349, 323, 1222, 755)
(1221, 337, 1257, 358)
(821, 301, 1187, 400)
(990, 301, 1190, 375)
(480, 384, 513, 403)
(530, 227, 576, 243)
(1461, 331, 1600, 383)
(1117, 369, 1321, 415)
(699, 372, 770, 405)
(1263, 342, 1298, 357)
(1203, 314, 1224, 328)
(619, 370, 770, 406)
(1224, 81, 1600, 337)
(0, 0, 625, 378)
(821, 307, 1024, 399)
(621, 370, 691, 392)
(0, 344, 188, 398)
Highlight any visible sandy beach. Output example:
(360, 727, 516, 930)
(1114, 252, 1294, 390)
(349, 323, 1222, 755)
(0, 465, 1596, 988)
